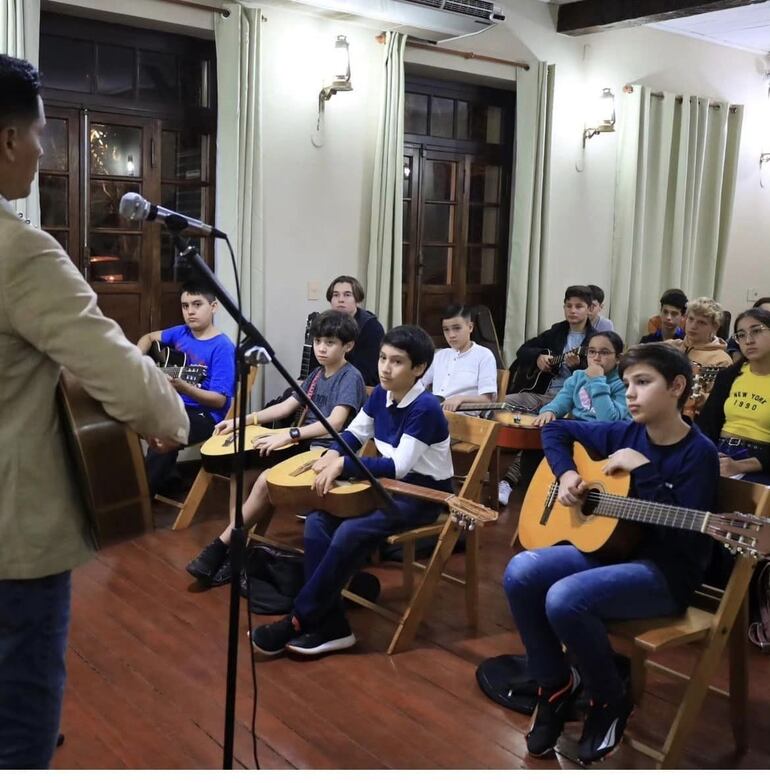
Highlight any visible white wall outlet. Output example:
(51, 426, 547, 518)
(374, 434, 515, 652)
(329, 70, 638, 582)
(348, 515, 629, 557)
(307, 281, 321, 301)
(747, 288, 760, 303)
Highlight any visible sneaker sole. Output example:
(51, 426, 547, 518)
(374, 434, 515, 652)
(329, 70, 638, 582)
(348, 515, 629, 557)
(248, 629, 288, 658)
(285, 633, 357, 656)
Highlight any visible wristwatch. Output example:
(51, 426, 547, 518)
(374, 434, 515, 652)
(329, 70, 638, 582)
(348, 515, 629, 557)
(289, 427, 301, 443)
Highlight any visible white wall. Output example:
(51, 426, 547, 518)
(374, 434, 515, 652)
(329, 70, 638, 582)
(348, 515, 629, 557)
(42, 0, 770, 390)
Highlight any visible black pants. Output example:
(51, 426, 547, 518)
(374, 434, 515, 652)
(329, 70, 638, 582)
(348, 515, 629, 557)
(146, 407, 216, 494)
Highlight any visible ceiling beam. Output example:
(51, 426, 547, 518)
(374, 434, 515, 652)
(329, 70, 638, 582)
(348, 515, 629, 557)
(557, 0, 767, 36)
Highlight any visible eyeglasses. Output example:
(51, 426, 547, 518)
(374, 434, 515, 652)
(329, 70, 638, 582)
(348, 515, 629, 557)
(734, 325, 770, 343)
(587, 349, 616, 357)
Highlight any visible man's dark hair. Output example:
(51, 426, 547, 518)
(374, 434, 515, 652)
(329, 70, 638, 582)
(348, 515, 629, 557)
(587, 284, 605, 305)
(0, 55, 41, 130)
(325, 275, 365, 304)
(382, 324, 435, 376)
(660, 288, 688, 314)
(180, 281, 217, 304)
(752, 296, 770, 309)
(619, 343, 693, 411)
(310, 309, 358, 344)
(590, 330, 624, 355)
(442, 304, 473, 321)
(563, 285, 593, 308)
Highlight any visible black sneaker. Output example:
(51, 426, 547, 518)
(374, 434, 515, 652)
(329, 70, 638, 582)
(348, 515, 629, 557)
(186, 538, 228, 584)
(250, 615, 297, 657)
(285, 613, 356, 656)
(577, 692, 633, 765)
(210, 558, 233, 587)
(526, 668, 581, 757)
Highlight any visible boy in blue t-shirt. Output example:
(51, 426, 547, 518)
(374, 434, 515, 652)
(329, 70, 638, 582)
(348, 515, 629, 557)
(137, 282, 236, 494)
(250, 325, 454, 658)
(504, 343, 719, 765)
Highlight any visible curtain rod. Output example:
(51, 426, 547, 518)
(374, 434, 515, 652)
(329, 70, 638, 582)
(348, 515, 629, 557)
(376, 34, 529, 71)
(624, 84, 736, 112)
(160, 0, 230, 16)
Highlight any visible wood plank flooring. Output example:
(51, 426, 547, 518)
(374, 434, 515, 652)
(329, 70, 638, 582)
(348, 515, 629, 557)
(53, 481, 770, 770)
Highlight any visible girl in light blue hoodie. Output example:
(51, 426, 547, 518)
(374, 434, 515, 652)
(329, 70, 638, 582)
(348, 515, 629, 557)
(533, 331, 630, 425)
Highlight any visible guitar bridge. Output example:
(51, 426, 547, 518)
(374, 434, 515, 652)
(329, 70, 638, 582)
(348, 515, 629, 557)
(538, 481, 558, 527)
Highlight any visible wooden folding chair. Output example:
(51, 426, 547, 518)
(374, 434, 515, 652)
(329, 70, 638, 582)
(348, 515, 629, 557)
(342, 412, 500, 654)
(165, 366, 258, 531)
(607, 478, 770, 768)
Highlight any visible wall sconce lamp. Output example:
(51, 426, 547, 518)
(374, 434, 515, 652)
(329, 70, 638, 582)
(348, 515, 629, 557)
(582, 87, 616, 148)
(320, 35, 352, 103)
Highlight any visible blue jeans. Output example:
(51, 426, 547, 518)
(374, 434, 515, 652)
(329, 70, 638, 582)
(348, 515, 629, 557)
(0, 571, 71, 769)
(294, 495, 442, 627)
(503, 546, 680, 703)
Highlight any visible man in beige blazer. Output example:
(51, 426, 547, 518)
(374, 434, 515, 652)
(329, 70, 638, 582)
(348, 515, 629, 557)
(0, 55, 189, 769)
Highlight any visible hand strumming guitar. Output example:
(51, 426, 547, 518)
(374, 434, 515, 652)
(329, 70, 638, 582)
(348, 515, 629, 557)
(536, 353, 555, 373)
(251, 432, 292, 455)
(312, 455, 345, 496)
(563, 350, 581, 370)
(557, 470, 588, 506)
(214, 418, 236, 436)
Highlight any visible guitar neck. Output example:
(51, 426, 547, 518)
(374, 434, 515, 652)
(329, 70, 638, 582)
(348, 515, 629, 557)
(299, 345, 313, 381)
(379, 478, 454, 506)
(161, 366, 185, 379)
(588, 490, 709, 535)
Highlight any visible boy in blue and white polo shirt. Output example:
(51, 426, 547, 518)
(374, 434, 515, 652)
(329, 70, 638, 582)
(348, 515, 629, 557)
(251, 325, 453, 658)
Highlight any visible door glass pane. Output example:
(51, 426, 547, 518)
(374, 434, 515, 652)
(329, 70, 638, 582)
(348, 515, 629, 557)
(486, 106, 502, 144)
(423, 204, 454, 243)
(468, 206, 498, 244)
(467, 247, 497, 285)
(456, 101, 469, 140)
(424, 160, 456, 202)
(470, 164, 500, 203)
(96, 44, 135, 98)
(161, 184, 204, 220)
(405, 93, 428, 135)
(90, 124, 142, 177)
(402, 155, 413, 199)
(39, 35, 93, 93)
(39, 175, 68, 227)
(161, 131, 206, 180)
(40, 119, 68, 172)
(469, 104, 487, 142)
(422, 247, 452, 285)
(403, 201, 410, 242)
(138, 50, 178, 102)
(91, 180, 138, 229)
(89, 234, 141, 282)
(160, 235, 199, 282)
(430, 97, 454, 138)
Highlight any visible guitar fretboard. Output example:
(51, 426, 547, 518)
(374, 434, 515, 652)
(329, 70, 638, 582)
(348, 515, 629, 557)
(587, 490, 707, 533)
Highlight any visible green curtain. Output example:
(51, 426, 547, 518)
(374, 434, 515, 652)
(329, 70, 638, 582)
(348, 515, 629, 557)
(1, 0, 40, 227)
(365, 31, 406, 330)
(502, 61, 555, 364)
(610, 85, 743, 342)
(214, 3, 263, 340)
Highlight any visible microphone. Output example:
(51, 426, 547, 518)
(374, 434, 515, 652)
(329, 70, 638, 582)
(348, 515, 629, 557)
(118, 192, 226, 239)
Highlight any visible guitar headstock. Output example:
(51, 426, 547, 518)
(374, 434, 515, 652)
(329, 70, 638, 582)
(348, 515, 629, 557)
(709, 512, 770, 559)
(179, 364, 207, 386)
(446, 496, 498, 531)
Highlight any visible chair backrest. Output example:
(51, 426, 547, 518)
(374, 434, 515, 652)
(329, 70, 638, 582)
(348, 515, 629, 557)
(445, 411, 500, 502)
(716, 476, 770, 517)
(225, 366, 258, 419)
(471, 305, 505, 369)
(496, 369, 510, 402)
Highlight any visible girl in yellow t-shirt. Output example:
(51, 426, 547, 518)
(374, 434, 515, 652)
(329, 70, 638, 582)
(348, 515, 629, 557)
(698, 308, 770, 484)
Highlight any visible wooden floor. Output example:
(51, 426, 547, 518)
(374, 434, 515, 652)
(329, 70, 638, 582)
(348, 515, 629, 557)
(53, 478, 770, 770)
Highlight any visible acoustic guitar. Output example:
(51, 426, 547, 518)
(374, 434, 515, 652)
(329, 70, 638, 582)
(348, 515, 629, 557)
(148, 340, 207, 386)
(510, 347, 586, 395)
(57, 370, 153, 549)
(452, 402, 542, 450)
(200, 424, 303, 474)
(519, 443, 770, 560)
(266, 449, 498, 529)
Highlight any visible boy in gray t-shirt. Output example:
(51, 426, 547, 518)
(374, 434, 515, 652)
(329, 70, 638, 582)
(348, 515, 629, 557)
(186, 310, 367, 587)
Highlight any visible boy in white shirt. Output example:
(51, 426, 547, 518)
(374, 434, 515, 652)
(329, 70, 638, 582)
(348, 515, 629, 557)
(422, 304, 498, 412)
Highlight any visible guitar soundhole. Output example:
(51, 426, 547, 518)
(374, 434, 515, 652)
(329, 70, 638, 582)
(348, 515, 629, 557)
(580, 488, 601, 518)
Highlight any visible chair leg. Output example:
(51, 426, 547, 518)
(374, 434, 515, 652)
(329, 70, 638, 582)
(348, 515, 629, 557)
(630, 647, 647, 706)
(388, 525, 462, 655)
(401, 539, 415, 598)
(465, 528, 479, 628)
(171, 468, 214, 530)
(489, 449, 500, 511)
(729, 597, 750, 754)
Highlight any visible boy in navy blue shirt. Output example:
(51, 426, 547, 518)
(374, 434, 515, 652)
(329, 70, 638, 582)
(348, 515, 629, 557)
(251, 325, 454, 658)
(138, 282, 236, 494)
(504, 343, 719, 764)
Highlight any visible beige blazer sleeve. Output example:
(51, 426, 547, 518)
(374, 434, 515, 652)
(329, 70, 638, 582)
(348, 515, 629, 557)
(1, 223, 189, 444)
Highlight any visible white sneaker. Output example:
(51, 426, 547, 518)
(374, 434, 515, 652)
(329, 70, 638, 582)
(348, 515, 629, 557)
(498, 480, 513, 506)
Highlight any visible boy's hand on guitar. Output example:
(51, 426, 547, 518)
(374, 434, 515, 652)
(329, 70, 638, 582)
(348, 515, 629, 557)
(536, 354, 554, 373)
(441, 396, 464, 412)
(532, 410, 556, 427)
(252, 432, 291, 455)
(311, 450, 341, 474)
(312, 456, 345, 496)
(214, 418, 236, 436)
(603, 448, 650, 475)
(564, 351, 581, 369)
(558, 470, 587, 506)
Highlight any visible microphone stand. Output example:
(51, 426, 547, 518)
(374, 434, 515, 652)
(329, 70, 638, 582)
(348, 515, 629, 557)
(170, 234, 396, 770)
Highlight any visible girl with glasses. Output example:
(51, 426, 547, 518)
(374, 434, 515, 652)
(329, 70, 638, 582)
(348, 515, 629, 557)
(532, 331, 630, 426)
(699, 308, 770, 484)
